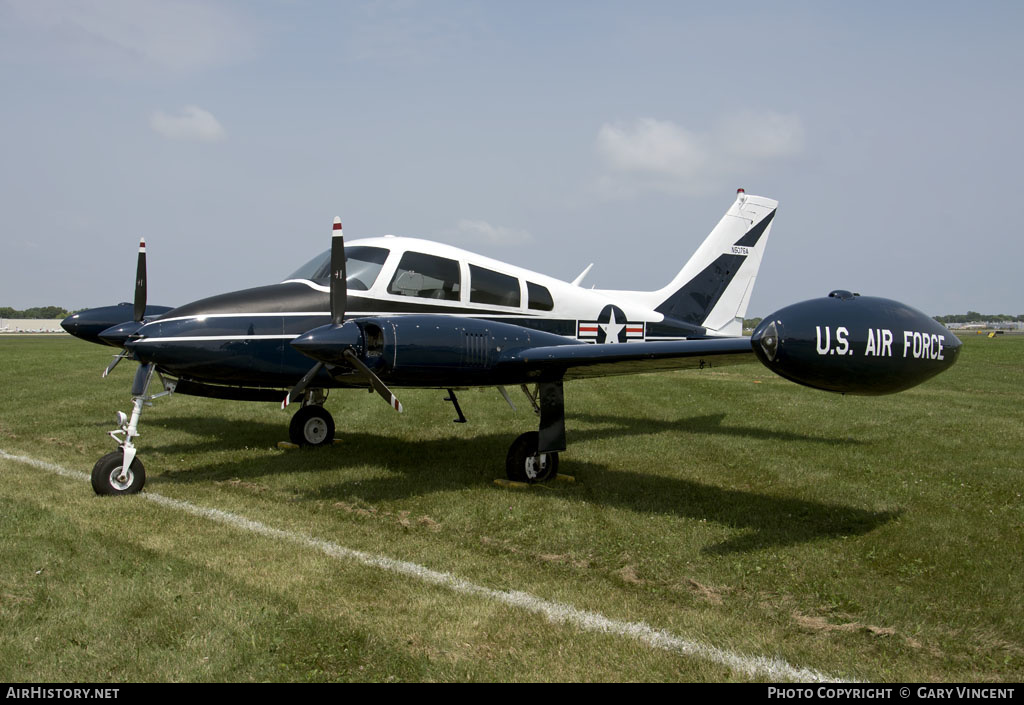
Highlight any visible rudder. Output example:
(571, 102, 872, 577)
(652, 191, 777, 335)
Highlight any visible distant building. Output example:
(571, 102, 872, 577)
(0, 318, 66, 334)
(946, 321, 1023, 331)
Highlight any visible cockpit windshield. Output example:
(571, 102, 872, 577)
(286, 246, 390, 291)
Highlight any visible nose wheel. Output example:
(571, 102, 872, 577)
(93, 362, 169, 496)
(91, 451, 147, 495)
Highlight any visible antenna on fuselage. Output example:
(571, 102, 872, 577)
(571, 263, 594, 287)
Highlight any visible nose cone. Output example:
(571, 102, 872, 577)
(291, 321, 363, 364)
(98, 320, 144, 348)
(62, 304, 173, 346)
(61, 304, 134, 346)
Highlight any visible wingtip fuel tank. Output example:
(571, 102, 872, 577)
(751, 291, 961, 395)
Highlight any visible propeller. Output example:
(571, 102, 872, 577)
(343, 349, 403, 412)
(102, 238, 148, 377)
(282, 360, 324, 408)
(134, 237, 147, 323)
(283, 218, 404, 412)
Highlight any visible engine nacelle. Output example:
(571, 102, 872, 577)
(291, 315, 573, 387)
(751, 291, 961, 395)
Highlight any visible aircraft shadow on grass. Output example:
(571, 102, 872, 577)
(149, 412, 895, 555)
(567, 411, 867, 446)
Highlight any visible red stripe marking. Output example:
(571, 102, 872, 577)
(333, 222, 342, 230)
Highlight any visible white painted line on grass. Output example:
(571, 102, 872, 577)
(1, 448, 850, 683)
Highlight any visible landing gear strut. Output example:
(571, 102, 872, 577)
(93, 362, 173, 496)
(504, 380, 565, 483)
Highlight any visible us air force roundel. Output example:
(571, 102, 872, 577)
(576, 305, 645, 343)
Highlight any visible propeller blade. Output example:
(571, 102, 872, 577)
(134, 238, 147, 323)
(343, 349, 403, 412)
(102, 353, 126, 378)
(331, 217, 346, 325)
(282, 218, 348, 410)
(282, 361, 325, 410)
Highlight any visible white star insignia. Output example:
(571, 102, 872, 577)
(599, 310, 625, 344)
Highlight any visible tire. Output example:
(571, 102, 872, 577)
(91, 451, 146, 495)
(289, 405, 336, 447)
(505, 431, 559, 483)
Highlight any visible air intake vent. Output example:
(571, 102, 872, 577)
(463, 331, 490, 368)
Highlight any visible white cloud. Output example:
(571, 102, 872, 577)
(598, 119, 709, 178)
(444, 219, 533, 247)
(596, 111, 804, 197)
(150, 106, 225, 142)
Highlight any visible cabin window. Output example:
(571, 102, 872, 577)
(286, 246, 389, 291)
(387, 251, 461, 301)
(527, 282, 553, 311)
(345, 247, 391, 291)
(469, 265, 521, 307)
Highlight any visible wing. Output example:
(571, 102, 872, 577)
(290, 313, 756, 387)
(497, 337, 755, 381)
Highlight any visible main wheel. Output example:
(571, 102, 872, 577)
(289, 405, 336, 447)
(505, 431, 559, 483)
(91, 451, 146, 495)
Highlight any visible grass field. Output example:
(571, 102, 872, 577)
(0, 334, 1021, 682)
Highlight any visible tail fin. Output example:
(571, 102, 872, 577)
(651, 191, 777, 335)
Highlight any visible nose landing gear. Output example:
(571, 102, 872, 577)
(92, 362, 174, 496)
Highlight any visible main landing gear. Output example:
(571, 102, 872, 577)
(282, 382, 567, 485)
(282, 382, 566, 485)
(503, 380, 565, 484)
(506, 431, 559, 483)
(288, 391, 335, 447)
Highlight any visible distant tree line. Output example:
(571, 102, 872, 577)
(933, 312, 1024, 324)
(0, 306, 71, 319)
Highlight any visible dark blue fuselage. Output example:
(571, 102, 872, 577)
(123, 282, 588, 390)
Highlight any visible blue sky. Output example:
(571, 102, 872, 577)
(2, 1, 1022, 315)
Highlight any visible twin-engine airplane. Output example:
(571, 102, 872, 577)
(63, 191, 961, 495)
